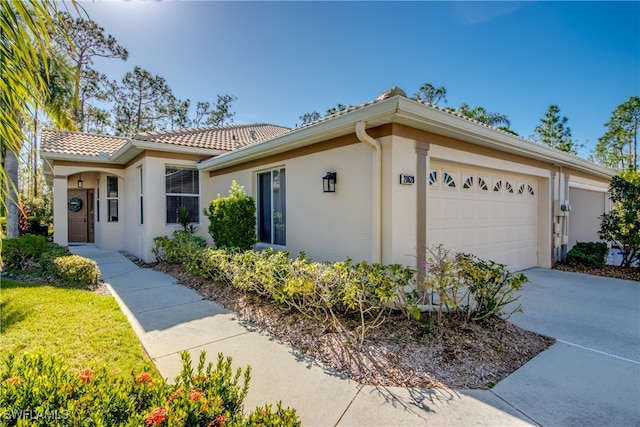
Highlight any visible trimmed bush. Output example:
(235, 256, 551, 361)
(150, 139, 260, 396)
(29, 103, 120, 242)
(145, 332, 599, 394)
(0, 351, 300, 426)
(205, 181, 257, 251)
(565, 241, 609, 269)
(51, 255, 100, 288)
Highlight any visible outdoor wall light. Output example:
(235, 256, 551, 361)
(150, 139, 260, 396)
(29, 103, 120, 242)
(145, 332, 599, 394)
(77, 174, 84, 188)
(323, 172, 337, 193)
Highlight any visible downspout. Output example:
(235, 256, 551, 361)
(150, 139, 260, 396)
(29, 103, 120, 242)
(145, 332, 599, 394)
(355, 121, 382, 264)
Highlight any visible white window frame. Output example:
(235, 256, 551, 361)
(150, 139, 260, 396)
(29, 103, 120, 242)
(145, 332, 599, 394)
(106, 176, 119, 222)
(257, 167, 286, 246)
(138, 166, 144, 225)
(165, 166, 200, 225)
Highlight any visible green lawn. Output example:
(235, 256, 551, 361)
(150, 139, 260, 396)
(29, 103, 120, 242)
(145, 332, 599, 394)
(0, 278, 155, 375)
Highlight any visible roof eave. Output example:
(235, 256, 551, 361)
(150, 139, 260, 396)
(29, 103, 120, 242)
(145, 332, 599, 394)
(396, 98, 617, 179)
(40, 151, 116, 163)
(198, 97, 401, 171)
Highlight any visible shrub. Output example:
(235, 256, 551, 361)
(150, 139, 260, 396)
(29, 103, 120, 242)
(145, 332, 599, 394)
(0, 350, 300, 426)
(1, 234, 52, 271)
(152, 231, 206, 264)
(418, 245, 528, 325)
(599, 171, 640, 267)
(51, 255, 100, 288)
(463, 257, 529, 323)
(205, 181, 257, 251)
(565, 241, 609, 269)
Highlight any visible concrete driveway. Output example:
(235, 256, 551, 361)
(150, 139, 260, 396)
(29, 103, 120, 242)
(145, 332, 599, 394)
(493, 268, 640, 426)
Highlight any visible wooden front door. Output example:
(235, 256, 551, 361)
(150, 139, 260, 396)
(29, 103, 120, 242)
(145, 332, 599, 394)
(68, 189, 88, 243)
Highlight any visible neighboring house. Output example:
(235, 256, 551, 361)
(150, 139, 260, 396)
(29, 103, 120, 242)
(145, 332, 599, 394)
(41, 124, 290, 261)
(42, 88, 616, 271)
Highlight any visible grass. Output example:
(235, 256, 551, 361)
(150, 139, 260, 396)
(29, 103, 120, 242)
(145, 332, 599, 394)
(0, 278, 156, 375)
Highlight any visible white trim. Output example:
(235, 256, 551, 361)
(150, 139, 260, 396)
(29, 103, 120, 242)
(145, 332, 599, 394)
(199, 96, 616, 180)
(569, 181, 610, 193)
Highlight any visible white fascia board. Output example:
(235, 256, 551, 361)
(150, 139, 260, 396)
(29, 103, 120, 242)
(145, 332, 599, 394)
(108, 140, 226, 164)
(40, 151, 115, 163)
(397, 98, 616, 179)
(198, 98, 401, 171)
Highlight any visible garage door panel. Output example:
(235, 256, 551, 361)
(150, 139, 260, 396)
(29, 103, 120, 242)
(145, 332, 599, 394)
(428, 163, 539, 271)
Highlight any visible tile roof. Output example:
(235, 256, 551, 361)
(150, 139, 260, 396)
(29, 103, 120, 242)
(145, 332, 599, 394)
(41, 124, 292, 158)
(297, 86, 539, 145)
(41, 129, 128, 157)
(133, 123, 291, 151)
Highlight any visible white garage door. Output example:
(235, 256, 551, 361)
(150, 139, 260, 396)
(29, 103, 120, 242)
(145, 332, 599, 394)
(428, 162, 539, 271)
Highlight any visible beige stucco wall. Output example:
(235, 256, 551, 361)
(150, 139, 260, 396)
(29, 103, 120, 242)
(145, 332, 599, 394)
(208, 143, 375, 263)
(568, 187, 610, 249)
(380, 135, 419, 267)
(51, 164, 124, 248)
(130, 156, 207, 263)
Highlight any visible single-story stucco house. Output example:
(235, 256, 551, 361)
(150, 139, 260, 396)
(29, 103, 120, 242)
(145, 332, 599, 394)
(41, 87, 616, 272)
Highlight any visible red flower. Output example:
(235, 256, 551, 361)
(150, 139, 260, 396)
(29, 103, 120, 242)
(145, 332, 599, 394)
(3, 377, 21, 384)
(145, 407, 167, 426)
(261, 409, 267, 417)
(214, 415, 227, 427)
(77, 368, 94, 383)
(168, 386, 184, 403)
(190, 390, 205, 401)
(137, 372, 153, 383)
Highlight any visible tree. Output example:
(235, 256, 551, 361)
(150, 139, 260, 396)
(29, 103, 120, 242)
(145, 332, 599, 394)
(412, 82, 447, 105)
(111, 66, 185, 136)
(453, 103, 512, 128)
(50, 11, 128, 131)
(590, 96, 640, 171)
(298, 111, 321, 126)
(205, 94, 237, 127)
(1, 1, 76, 238)
(164, 94, 190, 130)
(325, 103, 347, 116)
(533, 105, 576, 154)
(192, 101, 211, 128)
(598, 171, 640, 267)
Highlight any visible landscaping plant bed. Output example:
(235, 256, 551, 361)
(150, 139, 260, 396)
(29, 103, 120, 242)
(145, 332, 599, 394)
(554, 264, 640, 281)
(155, 263, 554, 389)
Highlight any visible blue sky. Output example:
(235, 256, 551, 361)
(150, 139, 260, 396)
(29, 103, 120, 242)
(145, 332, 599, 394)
(74, 1, 639, 158)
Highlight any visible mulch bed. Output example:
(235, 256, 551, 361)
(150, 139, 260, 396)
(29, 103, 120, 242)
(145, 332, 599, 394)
(154, 262, 554, 389)
(553, 264, 640, 281)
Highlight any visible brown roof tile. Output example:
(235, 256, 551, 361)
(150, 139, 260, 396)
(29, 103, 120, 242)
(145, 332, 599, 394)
(133, 123, 291, 151)
(41, 129, 128, 157)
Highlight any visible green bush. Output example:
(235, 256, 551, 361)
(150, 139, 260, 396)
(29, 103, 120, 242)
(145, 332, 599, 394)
(599, 171, 640, 267)
(1, 234, 56, 271)
(565, 241, 609, 269)
(0, 350, 300, 426)
(418, 245, 528, 324)
(152, 231, 206, 264)
(205, 181, 257, 251)
(154, 232, 417, 347)
(51, 255, 100, 288)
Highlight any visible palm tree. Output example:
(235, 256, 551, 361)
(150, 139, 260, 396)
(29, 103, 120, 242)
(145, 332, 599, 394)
(456, 103, 511, 128)
(1, 0, 76, 237)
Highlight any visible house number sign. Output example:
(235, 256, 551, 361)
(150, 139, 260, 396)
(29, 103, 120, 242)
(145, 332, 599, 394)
(68, 196, 83, 212)
(400, 174, 415, 185)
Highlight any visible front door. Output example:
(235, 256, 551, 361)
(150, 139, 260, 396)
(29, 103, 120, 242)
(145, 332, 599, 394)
(68, 189, 88, 243)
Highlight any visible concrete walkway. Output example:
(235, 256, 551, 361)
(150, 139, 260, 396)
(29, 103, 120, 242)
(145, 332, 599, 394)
(71, 246, 640, 426)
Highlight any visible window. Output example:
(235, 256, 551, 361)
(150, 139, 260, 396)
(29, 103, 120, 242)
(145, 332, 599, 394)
(166, 166, 199, 224)
(138, 167, 144, 225)
(258, 168, 286, 245)
(96, 178, 100, 222)
(107, 176, 118, 222)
